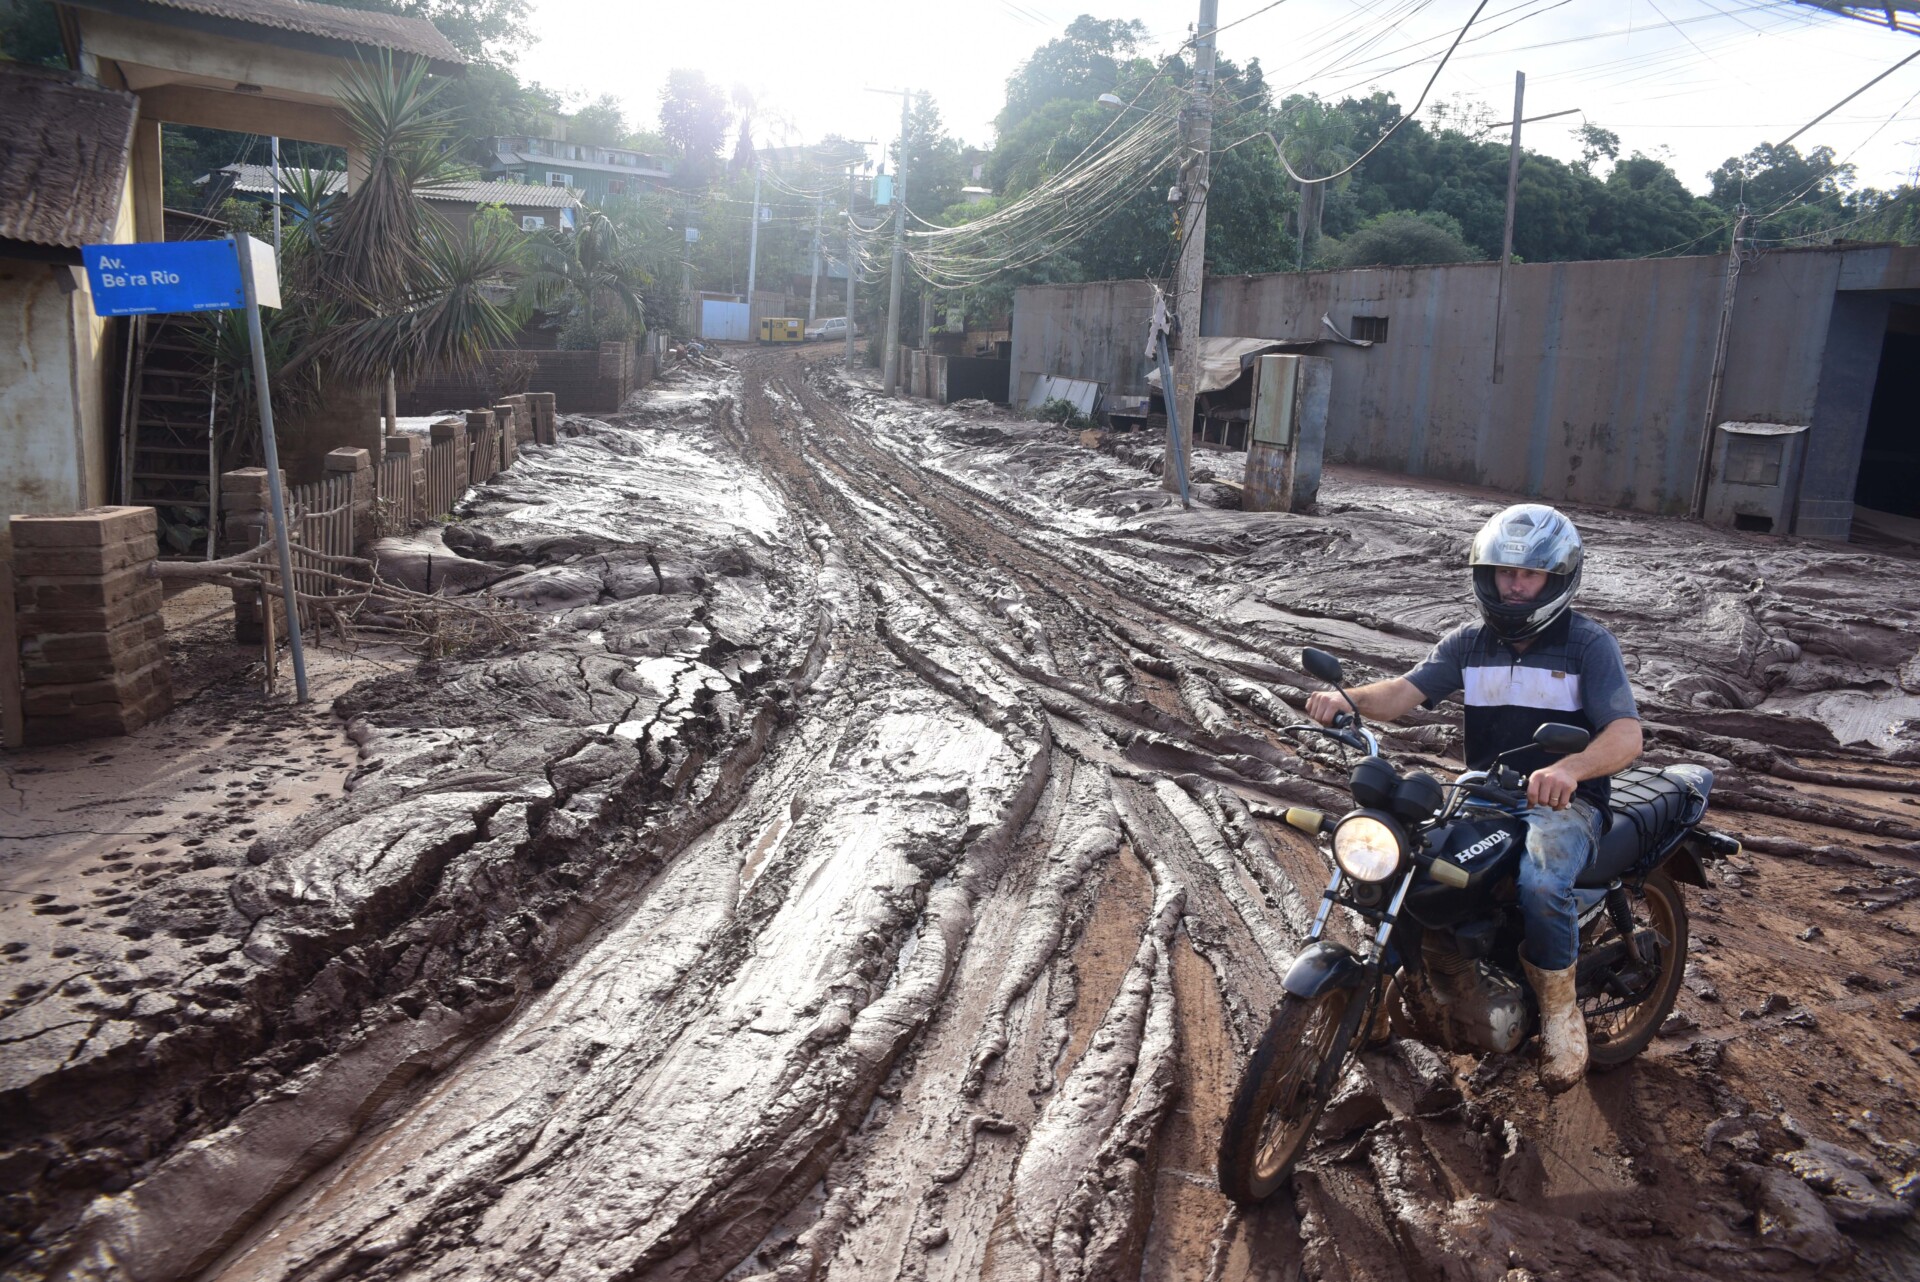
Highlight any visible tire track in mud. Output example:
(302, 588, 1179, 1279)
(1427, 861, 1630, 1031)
(144, 361, 1080, 1282)
(717, 350, 1920, 1282)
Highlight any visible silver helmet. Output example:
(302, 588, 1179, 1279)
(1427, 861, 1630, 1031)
(1468, 504, 1583, 641)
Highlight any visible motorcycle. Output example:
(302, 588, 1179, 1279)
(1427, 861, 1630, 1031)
(1216, 647, 1741, 1204)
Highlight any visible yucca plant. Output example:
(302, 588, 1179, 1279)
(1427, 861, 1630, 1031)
(281, 52, 522, 383)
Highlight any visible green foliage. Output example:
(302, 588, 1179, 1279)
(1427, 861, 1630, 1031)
(660, 69, 731, 175)
(1031, 397, 1093, 429)
(1327, 210, 1478, 267)
(0, 0, 63, 66)
(213, 197, 268, 237)
(995, 16, 1146, 135)
(437, 64, 561, 148)
(522, 206, 661, 346)
(568, 93, 627, 146)
(322, 0, 532, 65)
(895, 92, 967, 218)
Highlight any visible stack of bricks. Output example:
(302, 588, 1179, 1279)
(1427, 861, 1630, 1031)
(219, 467, 288, 644)
(10, 506, 172, 744)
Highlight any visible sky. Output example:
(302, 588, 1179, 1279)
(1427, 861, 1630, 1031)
(514, 0, 1920, 197)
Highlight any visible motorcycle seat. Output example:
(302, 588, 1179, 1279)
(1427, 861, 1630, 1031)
(1578, 766, 1707, 888)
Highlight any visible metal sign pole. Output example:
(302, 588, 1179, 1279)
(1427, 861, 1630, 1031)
(234, 237, 309, 701)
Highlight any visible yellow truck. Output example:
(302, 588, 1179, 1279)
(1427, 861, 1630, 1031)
(757, 317, 803, 344)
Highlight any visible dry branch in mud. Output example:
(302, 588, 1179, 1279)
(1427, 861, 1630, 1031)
(148, 542, 538, 658)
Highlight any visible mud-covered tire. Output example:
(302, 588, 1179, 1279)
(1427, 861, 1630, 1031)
(1585, 868, 1688, 1068)
(1217, 988, 1354, 1204)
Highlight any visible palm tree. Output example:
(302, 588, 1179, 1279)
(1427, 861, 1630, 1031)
(521, 206, 659, 348)
(1279, 98, 1356, 267)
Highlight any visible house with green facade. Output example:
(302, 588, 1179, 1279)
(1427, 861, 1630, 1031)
(482, 136, 672, 205)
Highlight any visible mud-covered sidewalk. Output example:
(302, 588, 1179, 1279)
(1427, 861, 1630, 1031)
(4, 347, 1918, 1282)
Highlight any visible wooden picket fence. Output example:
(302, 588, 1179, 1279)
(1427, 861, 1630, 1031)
(426, 435, 460, 519)
(285, 471, 357, 628)
(467, 420, 503, 490)
(376, 453, 415, 532)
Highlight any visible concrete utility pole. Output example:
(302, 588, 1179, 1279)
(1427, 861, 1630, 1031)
(807, 192, 823, 324)
(846, 166, 858, 368)
(1167, 0, 1217, 494)
(745, 164, 763, 330)
(1691, 208, 1750, 519)
(882, 88, 910, 395)
(1492, 71, 1524, 385)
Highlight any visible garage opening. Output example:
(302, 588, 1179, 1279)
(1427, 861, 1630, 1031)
(1852, 302, 1920, 550)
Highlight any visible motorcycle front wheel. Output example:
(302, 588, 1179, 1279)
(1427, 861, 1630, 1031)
(1581, 868, 1688, 1067)
(1217, 987, 1355, 1204)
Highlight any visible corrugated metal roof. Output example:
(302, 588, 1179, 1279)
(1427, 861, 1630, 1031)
(0, 64, 137, 250)
(206, 162, 347, 194)
(416, 181, 583, 208)
(495, 150, 671, 179)
(61, 0, 463, 64)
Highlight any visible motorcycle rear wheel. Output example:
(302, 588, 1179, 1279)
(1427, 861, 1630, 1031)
(1217, 987, 1354, 1204)
(1583, 868, 1688, 1067)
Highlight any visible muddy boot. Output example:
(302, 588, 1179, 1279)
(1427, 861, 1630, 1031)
(1521, 956, 1588, 1093)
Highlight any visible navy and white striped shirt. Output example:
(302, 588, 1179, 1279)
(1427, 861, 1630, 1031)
(1404, 611, 1639, 811)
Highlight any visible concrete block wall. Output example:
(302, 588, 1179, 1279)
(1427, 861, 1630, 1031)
(9, 506, 173, 744)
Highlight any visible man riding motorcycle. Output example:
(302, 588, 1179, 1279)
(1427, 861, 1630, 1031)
(1303, 503, 1641, 1092)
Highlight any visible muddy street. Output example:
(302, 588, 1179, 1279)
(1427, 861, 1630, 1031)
(8, 347, 1920, 1281)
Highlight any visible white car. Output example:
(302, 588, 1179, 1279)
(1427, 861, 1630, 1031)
(805, 316, 860, 341)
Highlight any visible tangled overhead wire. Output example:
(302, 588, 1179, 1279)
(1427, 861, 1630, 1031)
(845, 100, 1184, 291)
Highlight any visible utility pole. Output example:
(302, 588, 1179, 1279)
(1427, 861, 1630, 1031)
(845, 166, 858, 368)
(270, 135, 283, 257)
(745, 163, 763, 332)
(807, 192, 823, 324)
(1167, 0, 1217, 495)
(1491, 71, 1524, 385)
(1691, 208, 1750, 520)
(882, 88, 910, 395)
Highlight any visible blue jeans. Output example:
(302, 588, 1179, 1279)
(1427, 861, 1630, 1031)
(1518, 798, 1604, 971)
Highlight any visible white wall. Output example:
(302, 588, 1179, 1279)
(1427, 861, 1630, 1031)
(0, 263, 114, 521)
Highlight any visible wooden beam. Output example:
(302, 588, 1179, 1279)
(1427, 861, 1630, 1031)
(137, 84, 354, 148)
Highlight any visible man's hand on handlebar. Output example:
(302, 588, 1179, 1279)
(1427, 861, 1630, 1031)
(1527, 762, 1580, 810)
(1305, 691, 1349, 727)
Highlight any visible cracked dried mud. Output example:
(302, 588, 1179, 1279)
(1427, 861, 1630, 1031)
(5, 347, 1919, 1281)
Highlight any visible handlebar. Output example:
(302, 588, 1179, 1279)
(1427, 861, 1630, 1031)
(1284, 720, 1375, 755)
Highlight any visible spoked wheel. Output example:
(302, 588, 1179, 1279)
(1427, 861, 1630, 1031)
(1217, 988, 1355, 1204)
(1579, 868, 1688, 1067)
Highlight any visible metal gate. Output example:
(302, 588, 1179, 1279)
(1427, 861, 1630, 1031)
(700, 300, 750, 342)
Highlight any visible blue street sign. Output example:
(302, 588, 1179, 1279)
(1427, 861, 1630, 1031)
(81, 239, 245, 316)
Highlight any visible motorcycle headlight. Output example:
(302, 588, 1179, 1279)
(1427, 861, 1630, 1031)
(1331, 811, 1407, 883)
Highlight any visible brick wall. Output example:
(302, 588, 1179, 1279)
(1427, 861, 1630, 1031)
(399, 340, 649, 415)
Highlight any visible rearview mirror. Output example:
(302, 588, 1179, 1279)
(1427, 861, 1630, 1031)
(1533, 723, 1591, 755)
(1301, 647, 1344, 687)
